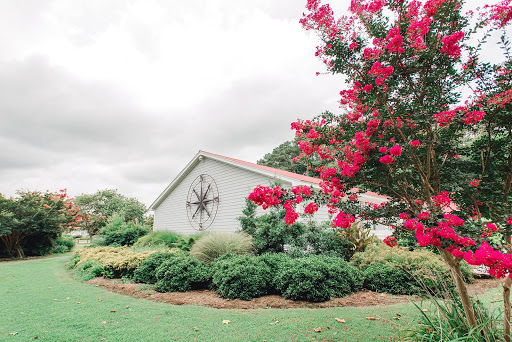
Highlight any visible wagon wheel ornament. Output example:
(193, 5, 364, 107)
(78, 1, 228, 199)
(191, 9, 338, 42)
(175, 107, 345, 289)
(186, 174, 219, 231)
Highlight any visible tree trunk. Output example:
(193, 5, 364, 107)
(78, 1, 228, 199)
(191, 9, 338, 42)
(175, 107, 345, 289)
(504, 276, 512, 342)
(440, 249, 478, 328)
(0, 232, 26, 258)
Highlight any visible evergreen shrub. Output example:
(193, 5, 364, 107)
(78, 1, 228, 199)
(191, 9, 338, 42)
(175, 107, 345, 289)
(154, 255, 211, 292)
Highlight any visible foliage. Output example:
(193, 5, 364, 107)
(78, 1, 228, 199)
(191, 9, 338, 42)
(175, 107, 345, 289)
(238, 199, 306, 254)
(189, 232, 254, 263)
(73, 246, 155, 279)
(74, 188, 147, 237)
(133, 231, 189, 250)
(74, 260, 104, 281)
(248, 0, 512, 332)
(100, 213, 150, 246)
(352, 244, 473, 295)
(51, 235, 75, 254)
(302, 221, 356, 260)
(275, 255, 362, 302)
(0, 190, 80, 258)
(133, 251, 181, 284)
(257, 138, 321, 177)
(404, 278, 504, 341)
(256, 253, 292, 293)
(154, 255, 211, 292)
(211, 254, 273, 300)
(1, 256, 422, 342)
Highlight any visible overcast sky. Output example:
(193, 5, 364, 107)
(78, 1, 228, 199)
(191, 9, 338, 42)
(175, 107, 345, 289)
(0, 0, 506, 207)
(0, 0, 348, 206)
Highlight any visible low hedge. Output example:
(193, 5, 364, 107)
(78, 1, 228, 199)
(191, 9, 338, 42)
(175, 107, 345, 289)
(211, 254, 273, 300)
(275, 255, 362, 302)
(351, 244, 474, 295)
(133, 251, 182, 284)
(73, 246, 156, 279)
(154, 255, 211, 292)
(133, 231, 189, 251)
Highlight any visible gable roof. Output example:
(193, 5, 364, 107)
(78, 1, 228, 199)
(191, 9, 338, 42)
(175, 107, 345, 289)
(149, 150, 322, 210)
(149, 150, 388, 211)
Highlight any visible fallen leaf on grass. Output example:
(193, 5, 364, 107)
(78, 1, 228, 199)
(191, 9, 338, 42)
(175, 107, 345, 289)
(335, 318, 346, 323)
(366, 316, 377, 320)
(380, 293, 387, 298)
(193, 327, 200, 331)
(110, 310, 116, 313)
(493, 297, 500, 300)
(9, 332, 18, 336)
(422, 309, 430, 312)
(313, 327, 322, 332)
(53, 299, 58, 301)
(222, 320, 230, 325)
(34, 336, 38, 339)
(98, 298, 103, 302)
(269, 320, 280, 325)
(101, 321, 107, 325)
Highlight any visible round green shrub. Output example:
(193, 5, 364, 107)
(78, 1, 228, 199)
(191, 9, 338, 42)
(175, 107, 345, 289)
(352, 244, 474, 295)
(363, 263, 419, 295)
(275, 255, 362, 302)
(133, 252, 178, 284)
(133, 231, 188, 250)
(256, 253, 290, 292)
(154, 256, 211, 293)
(211, 254, 273, 300)
(54, 235, 75, 251)
(75, 260, 104, 281)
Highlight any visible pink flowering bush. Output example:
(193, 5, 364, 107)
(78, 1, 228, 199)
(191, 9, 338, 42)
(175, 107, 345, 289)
(248, 0, 512, 336)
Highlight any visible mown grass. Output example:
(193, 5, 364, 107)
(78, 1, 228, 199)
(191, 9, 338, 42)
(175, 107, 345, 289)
(0, 254, 470, 341)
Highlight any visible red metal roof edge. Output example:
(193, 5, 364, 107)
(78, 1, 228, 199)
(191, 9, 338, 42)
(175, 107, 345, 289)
(200, 150, 321, 184)
(200, 151, 389, 200)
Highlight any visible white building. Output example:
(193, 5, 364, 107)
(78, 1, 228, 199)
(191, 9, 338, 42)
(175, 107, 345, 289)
(149, 150, 391, 237)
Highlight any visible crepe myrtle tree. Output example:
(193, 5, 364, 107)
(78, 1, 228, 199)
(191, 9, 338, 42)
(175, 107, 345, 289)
(249, 0, 512, 338)
(0, 190, 81, 258)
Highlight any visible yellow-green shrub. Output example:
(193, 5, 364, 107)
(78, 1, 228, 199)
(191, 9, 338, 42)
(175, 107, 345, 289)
(351, 244, 473, 295)
(74, 246, 156, 279)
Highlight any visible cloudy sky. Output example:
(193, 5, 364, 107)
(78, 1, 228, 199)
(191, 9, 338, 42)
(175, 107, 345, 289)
(0, 0, 506, 207)
(0, 0, 347, 206)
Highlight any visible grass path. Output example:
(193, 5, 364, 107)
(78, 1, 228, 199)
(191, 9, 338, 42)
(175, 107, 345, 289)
(1, 254, 421, 341)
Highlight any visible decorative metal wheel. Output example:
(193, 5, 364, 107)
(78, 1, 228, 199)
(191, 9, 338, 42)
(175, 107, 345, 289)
(186, 174, 219, 231)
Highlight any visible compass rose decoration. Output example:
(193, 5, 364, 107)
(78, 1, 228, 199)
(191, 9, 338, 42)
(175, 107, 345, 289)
(186, 174, 219, 231)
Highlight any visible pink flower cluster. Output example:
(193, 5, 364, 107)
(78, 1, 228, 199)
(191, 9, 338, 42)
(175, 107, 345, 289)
(385, 27, 404, 54)
(291, 185, 312, 197)
(248, 185, 286, 210)
(486, 0, 512, 28)
(432, 191, 451, 208)
(283, 200, 299, 225)
(333, 211, 356, 228)
(369, 62, 394, 85)
(304, 202, 319, 215)
(434, 109, 457, 126)
(461, 111, 485, 125)
(440, 31, 464, 59)
(409, 140, 421, 147)
(469, 179, 481, 187)
(383, 236, 398, 247)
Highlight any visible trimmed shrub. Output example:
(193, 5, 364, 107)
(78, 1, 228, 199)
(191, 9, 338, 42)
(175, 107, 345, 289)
(154, 256, 211, 292)
(275, 255, 362, 302)
(75, 260, 104, 281)
(133, 251, 180, 284)
(133, 231, 189, 250)
(362, 263, 417, 295)
(256, 253, 291, 292)
(52, 235, 75, 253)
(100, 213, 149, 246)
(351, 244, 474, 295)
(74, 246, 156, 279)
(211, 254, 273, 300)
(189, 232, 254, 263)
(90, 236, 106, 247)
(302, 223, 355, 261)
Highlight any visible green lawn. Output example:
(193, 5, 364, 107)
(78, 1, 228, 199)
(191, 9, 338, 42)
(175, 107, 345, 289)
(0, 253, 484, 342)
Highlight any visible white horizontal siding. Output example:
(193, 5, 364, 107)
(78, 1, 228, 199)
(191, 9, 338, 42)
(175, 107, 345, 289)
(154, 157, 291, 235)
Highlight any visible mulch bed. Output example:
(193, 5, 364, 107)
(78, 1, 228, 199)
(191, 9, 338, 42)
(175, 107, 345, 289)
(86, 277, 502, 309)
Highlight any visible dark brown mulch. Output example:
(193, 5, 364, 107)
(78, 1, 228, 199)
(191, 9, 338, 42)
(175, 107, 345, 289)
(86, 277, 502, 309)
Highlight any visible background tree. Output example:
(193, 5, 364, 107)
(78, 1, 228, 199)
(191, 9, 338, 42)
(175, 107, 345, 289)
(249, 0, 512, 337)
(74, 189, 147, 237)
(257, 138, 322, 177)
(0, 190, 79, 258)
